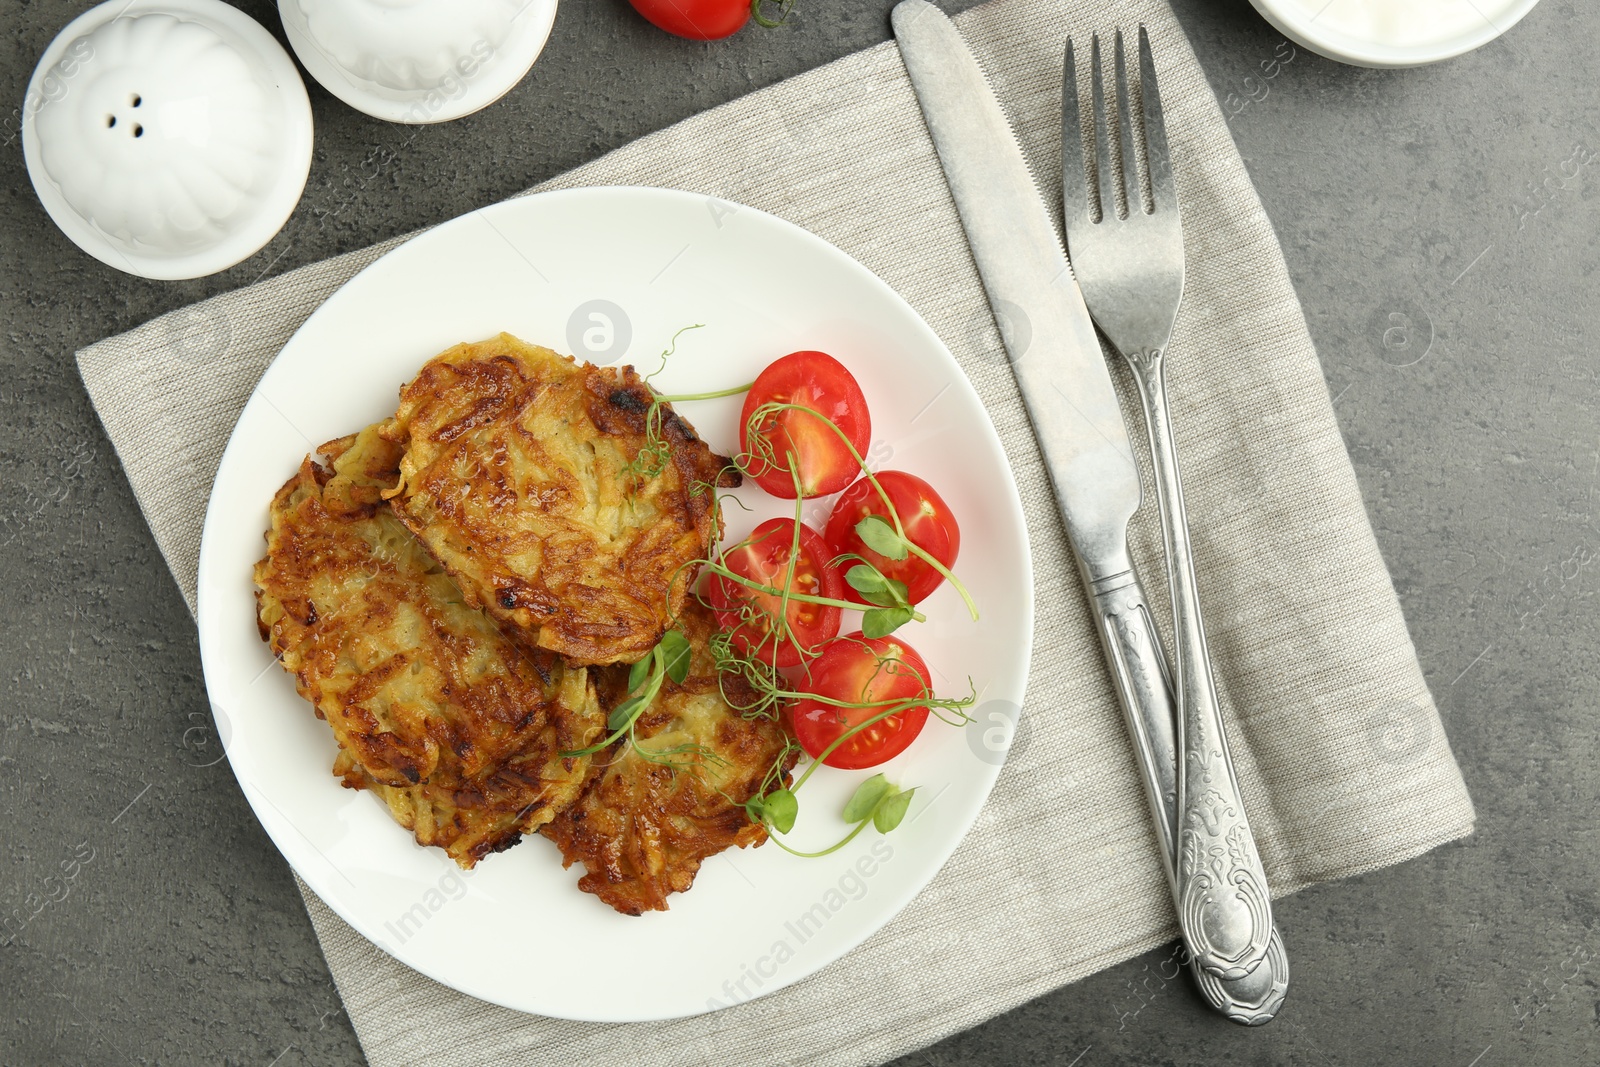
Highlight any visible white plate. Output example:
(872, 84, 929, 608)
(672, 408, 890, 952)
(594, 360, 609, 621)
(196, 186, 1033, 1020)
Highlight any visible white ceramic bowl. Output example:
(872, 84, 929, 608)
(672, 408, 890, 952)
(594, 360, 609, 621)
(21, 0, 312, 280)
(1248, 0, 1542, 68)
(279, 0, 559, 124)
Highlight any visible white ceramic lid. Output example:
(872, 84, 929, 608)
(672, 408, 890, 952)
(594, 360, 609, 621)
(280, 0, 560, 124)
(21, 0, 313, 280)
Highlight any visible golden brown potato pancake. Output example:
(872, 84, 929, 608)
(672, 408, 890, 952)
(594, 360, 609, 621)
(254, 425, 606, 868)
(380, 333, 740, 668)
(540, 602, 797, 915)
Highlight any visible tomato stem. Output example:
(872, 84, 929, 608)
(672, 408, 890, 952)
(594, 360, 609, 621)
(750, 0, 798, 31)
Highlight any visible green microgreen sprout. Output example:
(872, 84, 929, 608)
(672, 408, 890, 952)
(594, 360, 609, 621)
(560, 627, 717, 772)
(834, 552, 919, 639)
(626, 324, 753, 486)
(763, 773, 917, 858)
(695, 461, 926, 667)
(696, 535, 927, 634)
(745, 786, 798, 834)
(855, 515, 979, 622)
(642, 323, 704, 386)
(846, 773, 916, 833)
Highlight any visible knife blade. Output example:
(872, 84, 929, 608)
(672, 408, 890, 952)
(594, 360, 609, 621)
(892, 0, 1139, 579)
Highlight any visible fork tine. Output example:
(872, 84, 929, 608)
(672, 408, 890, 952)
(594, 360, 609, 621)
(1062, 39, 1093, 229)
(1113, 29, 1143, 217)
(1089, 34, 1118, 222)
(1138, 25, 1177, 214)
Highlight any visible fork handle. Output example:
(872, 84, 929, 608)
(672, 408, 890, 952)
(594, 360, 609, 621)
(1123, 346, 1274, 981)
(1085, 546, 1289, 1023)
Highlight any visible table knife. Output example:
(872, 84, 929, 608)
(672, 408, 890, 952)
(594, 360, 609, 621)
(891, 0, 1287, 1022)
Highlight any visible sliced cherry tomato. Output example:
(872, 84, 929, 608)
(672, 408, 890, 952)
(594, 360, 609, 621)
(790, 633, 933, 769)
(825, 471, 961, 605)
(708, 518, 843, 667)
(626, 0, 748, 40)
(739, 351, 871, 499)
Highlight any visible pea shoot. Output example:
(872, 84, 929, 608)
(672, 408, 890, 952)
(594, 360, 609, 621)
(755, 773, 918, 858)
(559, 627, 721, 772)
(626, 324, 754, 485)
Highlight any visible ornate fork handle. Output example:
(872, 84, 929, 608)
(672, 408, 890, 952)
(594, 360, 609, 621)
(1086, 548, 1288, 1022)
(1123, 345, 1274, 981)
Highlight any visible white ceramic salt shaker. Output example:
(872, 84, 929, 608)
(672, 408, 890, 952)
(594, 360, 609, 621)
(279, 0, 560, 124)
(21, 0, 313, 281)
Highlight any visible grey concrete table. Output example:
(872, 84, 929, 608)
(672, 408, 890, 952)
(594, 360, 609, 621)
(2, 1, 1595, 1064)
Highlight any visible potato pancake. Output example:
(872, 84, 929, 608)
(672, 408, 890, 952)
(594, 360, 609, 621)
(380, 333, 740, 668)
(254, 425, 606, 868)
(541, 602, 797, 915)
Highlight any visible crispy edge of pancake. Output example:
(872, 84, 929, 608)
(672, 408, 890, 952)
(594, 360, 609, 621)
(539, 604, 798, 915)
(378, 333, 741, 668)
(252, 425, 606, 868)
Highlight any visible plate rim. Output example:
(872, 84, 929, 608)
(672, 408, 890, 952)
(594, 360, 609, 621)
(195, 184, 1035, 1020)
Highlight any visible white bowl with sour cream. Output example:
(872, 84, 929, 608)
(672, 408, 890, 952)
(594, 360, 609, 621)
(1248, 0, 1542, 67)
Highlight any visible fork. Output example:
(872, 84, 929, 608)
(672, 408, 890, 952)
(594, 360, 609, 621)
(1063, 27, 1277, 983)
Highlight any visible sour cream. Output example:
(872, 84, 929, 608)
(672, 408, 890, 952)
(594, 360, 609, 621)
(1285, 0, 1525, 49)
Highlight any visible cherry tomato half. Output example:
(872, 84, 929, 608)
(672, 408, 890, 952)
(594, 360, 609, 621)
(790, 633, 933, 769)
(708, 518, 843, 667)
(825, 471, 961, 605)
(739, 351, 872, 499)
(626, 0, 749, 40)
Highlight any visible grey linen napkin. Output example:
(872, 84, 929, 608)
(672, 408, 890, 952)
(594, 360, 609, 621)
(77, 0, 1475, 1063)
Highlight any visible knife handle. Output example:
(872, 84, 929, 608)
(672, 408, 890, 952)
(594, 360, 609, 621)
(1086, 560, 1180, 858)
(1085, 550, 1289, 1023)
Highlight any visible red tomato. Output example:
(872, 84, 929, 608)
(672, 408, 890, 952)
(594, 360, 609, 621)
(708, 518, 843, 667)
(825, 471, 961, 605)
(626, 0, 748, 40)
(790, 633, 933, 769)
(739, 351, 872, 499)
